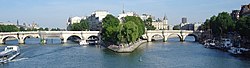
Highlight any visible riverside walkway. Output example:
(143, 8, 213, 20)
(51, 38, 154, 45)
(107, 40, 147, 53)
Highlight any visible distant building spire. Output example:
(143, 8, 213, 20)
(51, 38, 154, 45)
(122, 0, 125, 14)
(16, 19, 19, 25)
(163, 14, 168, 20)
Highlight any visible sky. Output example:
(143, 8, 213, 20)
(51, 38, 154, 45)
(0, 0, 249, 29)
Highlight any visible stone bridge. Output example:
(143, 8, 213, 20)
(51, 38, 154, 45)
(0, 30, 201, 44)
(0, 31, 100, 44)
(144, 30, 201, 42)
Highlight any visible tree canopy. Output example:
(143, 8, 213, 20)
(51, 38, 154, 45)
(102, 14, 120, 44)
(201, 12, 235, 36)
(236, 16, 250, 39)
(102, 15, 145, 45)
(70, 19, 89, 31)
(0, 25, 19, 32)
(144, 17, 156, 30)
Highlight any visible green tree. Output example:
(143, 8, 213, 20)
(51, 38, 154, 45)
(45, 28, 49, 31)
(236, 16, 250, 39)
(0, 25, 19, 32)
(20, 27, 26, 31)
(201, 12, 235, 36)
(123, 21, 139, 43)
(102, 14, 120, 44)
(70, 19, 89, 31)
(38, 27, 44, 31)
(173, 25, 180, 30)
(144, 17, 156, 30)
(215, 12, 235, 35)
(124, 16, 145, 39)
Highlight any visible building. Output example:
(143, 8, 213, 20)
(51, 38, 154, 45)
(140, 14, 153, 21)
(118, 11, 138, 22)
(239, 3, 250, 17)
(180, 22, 202, 31)
(88, 10, 110, 31)
(231, 10, 240, 20)
(67, 16, 86, 25)
(151, 15, 168, 30)
(67, 16, 86, 30)
(182, 17, 187, 24)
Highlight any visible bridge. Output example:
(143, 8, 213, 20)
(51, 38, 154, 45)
(144, 30, 201, 42)
(0, 31, 100, 44)
(0, 30, 201, 44)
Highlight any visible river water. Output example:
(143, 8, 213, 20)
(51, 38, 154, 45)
(0, 37, 250, 68)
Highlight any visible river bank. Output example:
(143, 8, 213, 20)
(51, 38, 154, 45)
(202, 38, 250, 58)
(107, 40, 147, 53)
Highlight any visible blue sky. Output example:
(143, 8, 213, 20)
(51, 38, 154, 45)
(0, 0, 249, 28)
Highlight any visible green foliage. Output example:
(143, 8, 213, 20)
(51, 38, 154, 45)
(236, 16, 250, 39)
(215, 12, 235, 35)
(38, 27, 44, 31)
(0, 25, 19, 32)
(70, 19, 89, 31)
(201, 12, 236, 36)
(102, 14, 120, 44)
(19, 27, 26, 31)
(26, 28, 38, 31)
(124, 16, 145, 39)
(173, 25, 180, 30)
(45, 28, 49, 31)
(118, 21, 139, 43)
(144, 17, 156, 30)
(102, 15, 146, 45)
(51, 28, 61, 31)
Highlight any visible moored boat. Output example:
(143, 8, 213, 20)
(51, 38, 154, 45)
(0, 46, 20, 63)
(79, 40, 88, 46)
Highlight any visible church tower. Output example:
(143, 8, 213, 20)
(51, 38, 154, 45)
(163, 14, 168, 30)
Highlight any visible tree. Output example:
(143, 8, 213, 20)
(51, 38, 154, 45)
(215, 12, 235, 36)
(0, 25, 19, 32)
(69, 19, 89, 31)
(102, 14, 120, 44)
(123, 21, 139, 43)
(173, 25, 180, 30)
(144, 17, 156, 30)
(201, 12, 236, 36)
(45, 28, 49, 31)
(236, 16, 250, 39)
(38, 27, 44, 31)
(124, 16, 145, 39)
(20, 27, 26, 31)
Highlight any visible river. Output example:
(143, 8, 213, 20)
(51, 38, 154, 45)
(0, 37, 250, 68)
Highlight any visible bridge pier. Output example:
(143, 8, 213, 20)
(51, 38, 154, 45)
(18, 39, 25, 44)
(62, 39, 67, 43)
(163, 37, 168, 42)
(147, 36, 152, 42)
(0, 40, 3, 44)
(40, 39, 46, 44)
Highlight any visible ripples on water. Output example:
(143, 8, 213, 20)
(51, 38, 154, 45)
(0, 37, 250, 68)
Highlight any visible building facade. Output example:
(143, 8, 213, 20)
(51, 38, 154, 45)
(239, 3, 250, 17)
(231, 10, 240, 20)
(88, 10, 110, 31)
(118, 11, 138, 22)
(151, 16, 168, 30)
(67, 16, 86, 30)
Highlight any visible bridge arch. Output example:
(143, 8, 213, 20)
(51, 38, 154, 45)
(87, 35, 99, 40)
(23, 35, 40, 44)
(165, 33, 183, 42)
(150, 34, 164, 41)
(64, 35, 83, 43)
(183, 33, 199, 42)
(1, 36, 19, 44)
